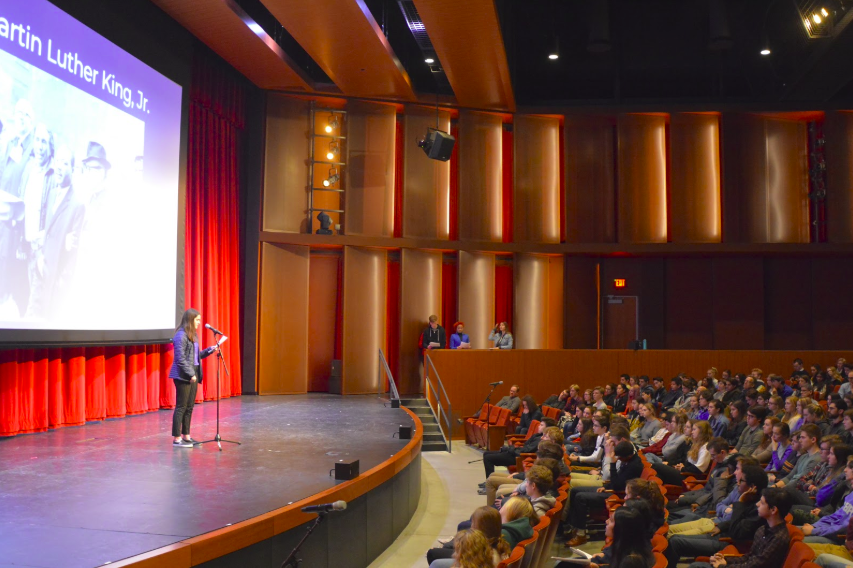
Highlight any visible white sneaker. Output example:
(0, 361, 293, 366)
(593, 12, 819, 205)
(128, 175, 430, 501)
(173, 440, 194, 448)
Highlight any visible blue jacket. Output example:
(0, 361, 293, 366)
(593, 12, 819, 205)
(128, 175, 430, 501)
(168, 329, 215, 383)
(814, 489, 853, 536)
(449, 333, 470, 349)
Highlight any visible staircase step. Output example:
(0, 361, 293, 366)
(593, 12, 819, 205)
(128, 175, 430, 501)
(421, 424, 442, 433)
(423, 433, 445, 442)
(421, 441, 448, 452)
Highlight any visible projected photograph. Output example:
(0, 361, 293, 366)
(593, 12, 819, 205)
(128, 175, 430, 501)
(0, 49, 147, 329)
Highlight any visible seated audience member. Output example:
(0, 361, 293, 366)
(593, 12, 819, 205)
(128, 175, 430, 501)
(653, 420, 713, 486)
(565, 417, 593, 454)
(697, 391, 714, 421)
(802, 457, 853, 544)
(769, 373, 794, 399)
(685, 486, 793, 568)
(721, 377, 744, 405)
(809, 509, 853, 567)
(784, 395, 803, 431)
(612, 383, 630, 414)
(477, 419, 556, 495)
(643, 411, 688, 465)
(674, 378, 698, 411)
(569, 425, 632, 488)
(668, 464, 768, 564)
(494, 385, 521, 413)
(590, 387, 608, 411)
(541, 389, 569, 410)
(499, 497, 536, 548)
(497, 457, 562, 508)
(639, 410, 673, 459)
(736, 406, 768, 457)
(669, 437, 735, 511)
(603, 383, 616, 407)
(765, 422, 794, 473)
(725, 400, 749, 447)
(708, 399, 731, 438)
(564, 384, 583, 416)
(786, 438, 851, 507)
(516, 396, 542, 435)
(446, 529, 499, 568)
(661, 376, 684, 409)
(566, 440, 644, 546)
(522, 465, 556, 518)
(568, 415, 609, 467)
(484, 439, 564, 504)
(807, 403, 833, 438)
(562, 500, 655, 568)
(828, 401, 850, 439)
(428, 508, 511, 568)
(772, 423, 823, 487)
(630, 403, 664, 447)
(751, 416, 780, 464)
(767, 395, 785, 420)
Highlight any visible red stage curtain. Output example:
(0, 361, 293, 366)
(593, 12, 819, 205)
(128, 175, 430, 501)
(385, 259, 400, 390)
(441, 260, 457, 332)
(0, 51, 245, 437)
(502, 128, 513, 243)
(495, 264, 513, 333)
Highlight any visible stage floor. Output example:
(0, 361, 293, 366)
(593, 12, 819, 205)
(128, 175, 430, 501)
(0, 394, 416, 568)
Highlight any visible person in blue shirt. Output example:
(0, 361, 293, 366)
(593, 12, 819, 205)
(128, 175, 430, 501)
(449, 321, 471, 349)
(770, 374, 794, 400)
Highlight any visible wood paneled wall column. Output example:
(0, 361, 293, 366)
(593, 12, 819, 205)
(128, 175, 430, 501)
(712, 258, 765, 350)
(824, 111, 853, 243)
(564, 116, 616, 243)
(564, 257, 598, 349)
(458, 111, 503, 242)
(257, 244, 309, 394)
(403, 107, 451, 239)
(399, 249, 442, 394)
(308, 253, 340, 392)
(458, 252, 495, 349)
(342, 247, 387, 394)
(514, 254, 564, 349)
(514, 115, 561, 243)
(669, 113, 721, 243)
(345, 101, 397, 237)
(264, 95, 310, 233)
(617, 114, 668, 243)
(721, 114, 809, 243)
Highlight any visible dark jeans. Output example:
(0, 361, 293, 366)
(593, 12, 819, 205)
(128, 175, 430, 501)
(568, 486, 608, 530)
(666, 533, 727, 567)
(172, 377, 199, 437)
(653, 462, 702, 486)
(483, 448, 517, 477)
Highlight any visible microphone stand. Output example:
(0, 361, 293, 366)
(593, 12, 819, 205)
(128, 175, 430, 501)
(281, 513, 326, 568)
(197, 330, 241, 451)
(466, 383, 502, 463)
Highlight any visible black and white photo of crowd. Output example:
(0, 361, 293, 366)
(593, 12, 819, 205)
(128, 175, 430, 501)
(0, 50, 145, 326)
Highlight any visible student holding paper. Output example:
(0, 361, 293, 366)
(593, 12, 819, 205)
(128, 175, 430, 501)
(449, 321, 471, 349)
(419, 314, 446, 353)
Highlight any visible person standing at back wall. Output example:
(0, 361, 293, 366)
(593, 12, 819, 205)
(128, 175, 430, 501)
(488, 322, 513, 350)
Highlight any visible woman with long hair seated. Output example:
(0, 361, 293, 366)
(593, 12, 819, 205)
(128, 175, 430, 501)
(630, 403, 664, 447)
(652, 420, 714, 486)
(444, 529, 500, 568)
(427, 507, 512, 567)
(516, 395, 543, 435)
(559, 500, 655, 568)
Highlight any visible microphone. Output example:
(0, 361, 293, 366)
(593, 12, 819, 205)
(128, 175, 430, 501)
(489, 381, 504, 386)
(301, 501, 347, 513)
(205, 323, 224, 335)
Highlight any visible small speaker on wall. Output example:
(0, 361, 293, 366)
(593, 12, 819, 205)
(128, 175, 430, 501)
(417, 128, 455, 162)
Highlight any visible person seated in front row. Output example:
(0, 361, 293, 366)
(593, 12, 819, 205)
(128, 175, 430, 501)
(478, 418, 556, 490)
(558, 500, 655, 568)
(685, 486, 793, 568)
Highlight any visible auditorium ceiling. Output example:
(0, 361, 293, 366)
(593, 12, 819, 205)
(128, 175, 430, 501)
(149, 0, 853, 111)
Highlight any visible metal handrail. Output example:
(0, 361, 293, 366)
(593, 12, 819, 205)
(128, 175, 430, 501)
(424, 353, 452, 453)
(378, 349, 399, 401)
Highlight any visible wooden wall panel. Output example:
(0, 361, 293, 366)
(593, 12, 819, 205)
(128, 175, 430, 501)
(345, 101, 396, 237)
(712, 258, 764, 349)
(514, 255, 563, 349)
(669, 113, 721, 243)
(264, 95, 309, 233)
(824, 111, 853, 243)
(617, 114, 668, 243)
(458, 111, 503, 242)
(665, 259, 714, 349)
(308, 254, 339, 392)
(399, 250, 442, 395)
(403, 107, 451, 239)
(764, 258, 813, 350)
(342, 247, 387, 394)
(431, 349, 853, 438)
(812, 259, 853, 350)
(513, 115, 561, 243)
(257, 244, 309, 394)
(564, 257, 598, 349)
(564, 116, 616, 243)
(765, 119, 809, 243)
(722, 114, 809, 243)
(458, 252, 495, 350)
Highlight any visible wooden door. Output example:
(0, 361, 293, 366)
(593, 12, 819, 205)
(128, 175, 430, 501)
(602, 296, 638, 349)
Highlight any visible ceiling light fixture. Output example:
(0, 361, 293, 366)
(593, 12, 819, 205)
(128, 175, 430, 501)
(548, 53, 559, 60)
(760, 48, 771, 55)
(425, 57, 435, 64)
(323, 167, 340, 187)
(813, 13, 822, 23)
(324, 114, 338, 134)
(326, 141, 339, 161)
(821, 7, 829, 16)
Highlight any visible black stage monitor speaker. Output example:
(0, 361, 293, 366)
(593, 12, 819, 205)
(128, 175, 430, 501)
(399, 426, 412, 439)
(391, 399, 401, 408)
(334, 459, 360, 480)
(418, 129, 455, 162)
